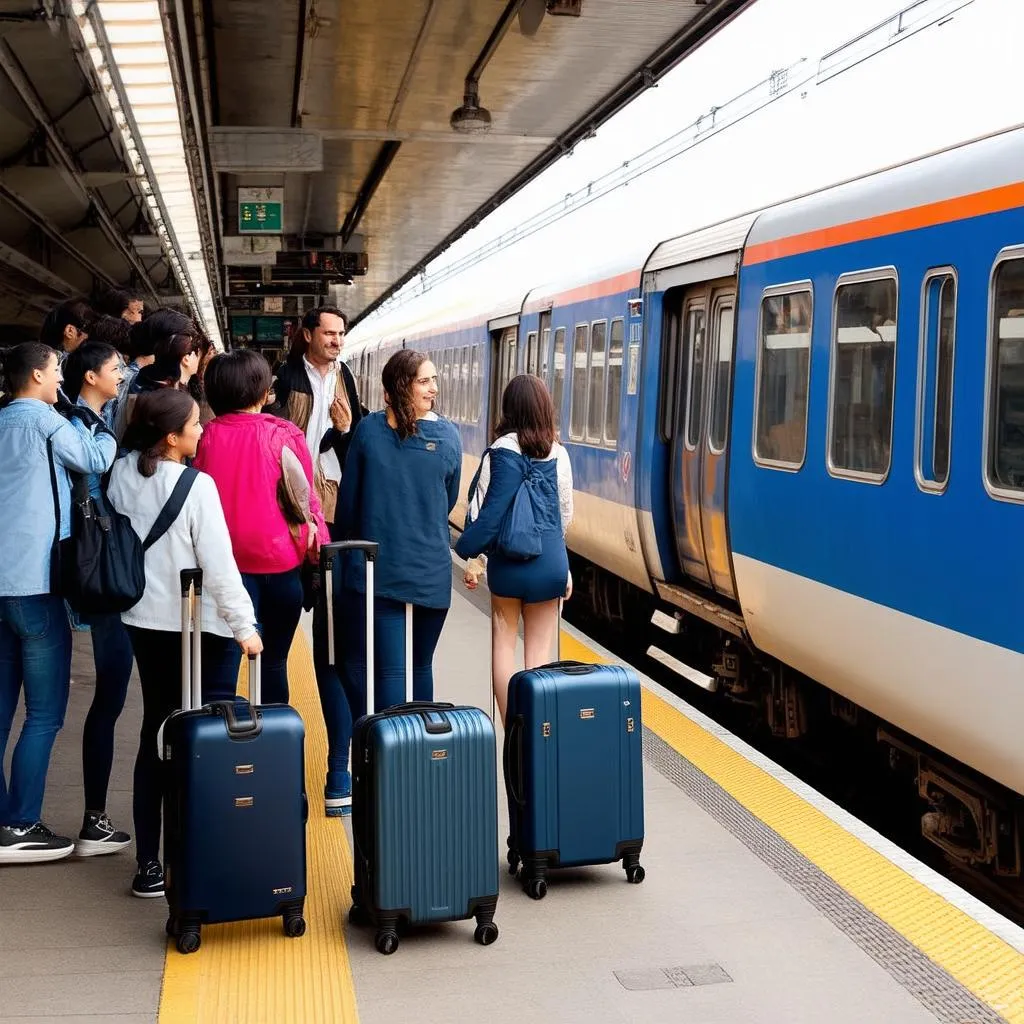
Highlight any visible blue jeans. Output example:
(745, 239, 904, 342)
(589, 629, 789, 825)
(338, 589, 448, 721)
(81, 611, 134, 813)
(238, 568, 303, 705)
(0, 595, 72, 827)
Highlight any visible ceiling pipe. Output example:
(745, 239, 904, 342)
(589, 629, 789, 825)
(450, 0, 528, 133)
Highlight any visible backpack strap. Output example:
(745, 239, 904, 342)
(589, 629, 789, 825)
(142, 467, 199, 551)
(466, 446, 493, 522)
(45, 434, 62, 594)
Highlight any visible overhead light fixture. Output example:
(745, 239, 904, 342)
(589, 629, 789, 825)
(546, 0, 583, 14)
(69, 0, 223, 349)
(450, 84, 493, 134)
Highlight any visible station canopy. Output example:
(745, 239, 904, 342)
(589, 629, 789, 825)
(0, 0, 756, 343)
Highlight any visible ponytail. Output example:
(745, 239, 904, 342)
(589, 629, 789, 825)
(121, 389, 196, 477)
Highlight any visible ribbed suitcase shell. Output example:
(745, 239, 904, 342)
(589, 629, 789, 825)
(351, 705, 499, 933)
(505, 662, 644, 886)
(163, 704, 308, 924)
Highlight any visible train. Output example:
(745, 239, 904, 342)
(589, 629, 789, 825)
(343, 123, 1024, 883)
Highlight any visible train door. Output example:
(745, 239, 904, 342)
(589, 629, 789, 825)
(668, 278, 737, 597)
(489, 322, 518, 436)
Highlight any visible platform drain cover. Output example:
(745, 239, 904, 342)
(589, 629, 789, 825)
(614, 964, 733, 991)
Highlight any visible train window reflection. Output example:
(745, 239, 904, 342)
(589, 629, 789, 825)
(570, 324, 588, 439)
(708, 302, 735, 453)
(552, 327, 566, 433)
(586, 321, 607, 443)
(755, 289, 812, 467)
(916, 273, 955, 490)
(990, 257, 1024, 492)
(684, 305, 707, 450)
(470, 346, 480, 422)
(829, 275, 897, 479)
(605, 318, 624, 446)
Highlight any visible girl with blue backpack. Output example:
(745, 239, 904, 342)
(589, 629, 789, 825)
(456, 374, 573, 726)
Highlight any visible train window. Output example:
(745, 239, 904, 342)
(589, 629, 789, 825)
(828, 273, 897, 480)
(570, 325, 588, 439)
(754, 288, 812, 468)
(708, 301, 735, 453)
(605, 319, 624, 446)
(586, 321, 607, 443)
(462, 347, 470, 422)
(988, 255, 1024, 493)
(659, 307, 681, 443)
(551, 327, 566, 432)
(916, 271, 956, 491)
(469, 345, 480, 422)
(683, 305, 707, 450)
(526, 331, 539, 376)
(540, 326, 551, 381)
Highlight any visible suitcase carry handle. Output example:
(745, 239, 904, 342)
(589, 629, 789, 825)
(503, 716, 526, 807)
(544, 660, 594, 675)
(366, 701, 457, 733)
(209, 653, 263, 738)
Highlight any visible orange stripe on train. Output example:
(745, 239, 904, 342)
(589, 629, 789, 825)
(742, 180, 1024, 267)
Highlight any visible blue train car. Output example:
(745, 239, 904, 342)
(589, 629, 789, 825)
(346, 124, 1024, 875)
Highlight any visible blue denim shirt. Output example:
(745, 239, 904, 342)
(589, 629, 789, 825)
(74, 396, 116, 503)
(0, 399, 117, 597)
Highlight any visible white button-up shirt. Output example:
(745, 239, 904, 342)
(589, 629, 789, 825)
(303, 355, 343, 484)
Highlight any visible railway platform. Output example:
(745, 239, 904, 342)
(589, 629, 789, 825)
(1, 558, 1022, 1024)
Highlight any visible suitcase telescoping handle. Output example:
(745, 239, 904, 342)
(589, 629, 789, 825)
(180, 568, 203, 712)
(544, 660, 594, 675)
(320, 540, 379, 716)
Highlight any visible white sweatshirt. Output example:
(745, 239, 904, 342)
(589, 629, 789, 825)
(107, 455, 257, 641)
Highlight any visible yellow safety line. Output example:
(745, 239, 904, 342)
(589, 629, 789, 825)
(158, 632, 360, 1024)
(559, 630, 1024, 1024)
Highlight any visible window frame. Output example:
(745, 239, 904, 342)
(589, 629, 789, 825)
(585, 318, 609, 446)
(603, 317, 625, 449)
(569, 322, 589, 441)
(826, 266, 899, 485)
(752, 280, 814, 473)
(707, 295, 736, 457)
(983, 245, 1024, 502)
(550, 326, 566, 432)
(914, 266, 957, 495)
(682, 299, 708, 454)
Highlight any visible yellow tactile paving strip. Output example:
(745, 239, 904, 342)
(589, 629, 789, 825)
(158, 631, 360, 1024)
(559, 631, 1024, 1024)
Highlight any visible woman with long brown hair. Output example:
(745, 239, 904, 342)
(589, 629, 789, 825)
(330, 349, 461, 780)
(456, 373, 573, 726)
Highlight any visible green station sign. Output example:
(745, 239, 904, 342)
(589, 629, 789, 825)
(238, 187, 284, 234)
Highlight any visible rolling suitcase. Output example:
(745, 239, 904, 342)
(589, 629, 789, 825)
(320, 540, 500, 955)
(162, 568, 308, 954)
(504, 660, 645, 899)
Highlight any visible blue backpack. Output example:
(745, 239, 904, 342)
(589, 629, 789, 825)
(467, 447, 543, 561)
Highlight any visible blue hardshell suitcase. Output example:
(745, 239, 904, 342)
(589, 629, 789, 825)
(162, 569, 308, 954)
(504, 660, 645, 898)
(320, 541, 500, 955)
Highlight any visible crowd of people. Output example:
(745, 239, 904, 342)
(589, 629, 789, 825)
(0, 291, 574, 899)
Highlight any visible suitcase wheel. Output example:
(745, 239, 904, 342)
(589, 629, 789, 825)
(625, 864, 645, 884)
(348, 903, 370, 928)
(375, 929, 399, 955)
(507, 849, 519, 876)
(525, 877, 547, 901)
(176, 927, 201, 955)
(283, 913, 307, 938)
(474, 922, 499, 946)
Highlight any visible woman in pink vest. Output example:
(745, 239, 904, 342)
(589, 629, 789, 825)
(194, 349, 328, 703)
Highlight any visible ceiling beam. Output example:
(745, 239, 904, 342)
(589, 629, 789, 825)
(0, 36, 160, 301)
(0, 238, 76, 298)
(319, 128, 556, 146)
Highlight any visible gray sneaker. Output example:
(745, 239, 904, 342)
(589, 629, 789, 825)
(0, 822, 74, 864)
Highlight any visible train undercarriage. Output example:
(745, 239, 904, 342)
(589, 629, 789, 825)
(568, 553, 1024, 921)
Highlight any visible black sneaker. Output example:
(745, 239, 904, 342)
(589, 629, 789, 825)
(131, 859, 165, 899)
(0, 822, 74, 864)
(75, 812, 132, 858)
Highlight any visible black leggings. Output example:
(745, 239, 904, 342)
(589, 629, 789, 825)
(127, 627, 238, 866)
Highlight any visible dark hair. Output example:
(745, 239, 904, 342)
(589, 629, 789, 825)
(0, 342, 57, 403)
(495, 374, 556, 459)
(289, 305, 348, 363)
(40, 299, 95, 350)
(382, 349, 427, 441)
(88, 315, 133, 355)
(122, 389, 197, 477)
(204, 348, 272, 416)
(62, 342, 120, 402)
(94, 287, 142, 320)
(141, 310, 205, 387)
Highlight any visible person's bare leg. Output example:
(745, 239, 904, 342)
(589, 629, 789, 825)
(522, 599, 560, 672)
(491, 595, 521, 728)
